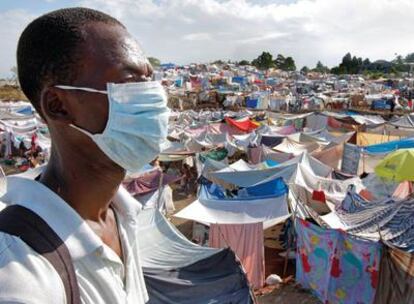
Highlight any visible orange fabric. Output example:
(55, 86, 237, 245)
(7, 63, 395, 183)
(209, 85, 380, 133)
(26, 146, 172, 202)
(225, 117, 259, 132)
(359, 189, 375, 201)
(209, 223, 264, 289)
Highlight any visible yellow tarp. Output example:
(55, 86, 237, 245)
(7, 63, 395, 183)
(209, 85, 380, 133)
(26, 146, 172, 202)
(357, 132, 401, 146)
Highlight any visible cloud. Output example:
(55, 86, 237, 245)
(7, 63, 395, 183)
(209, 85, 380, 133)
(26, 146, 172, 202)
(0, 9, 35, 78)
(183, 32, 212, 41)
(76, 0, 414, 69)
(1, 0, 414, 76)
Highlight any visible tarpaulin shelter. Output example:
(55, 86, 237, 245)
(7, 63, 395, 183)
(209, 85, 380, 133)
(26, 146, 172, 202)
(175, 181, 290, 289)
(374, 246, 414, 304)
(137, 209, 254, 303)
(225, 117, 259, 133)
(363, 137, 414, 154)
(388, 113, 414, 129)
(375, 149, 414, 181)
(123, 168, 181, 196)
(174, 183, 289, 228)
(209, 152, 332, 189)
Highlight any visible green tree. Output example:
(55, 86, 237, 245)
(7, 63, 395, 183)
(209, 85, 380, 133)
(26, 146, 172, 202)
(405, 53, 414, 63)
(238, 60, 250, 66)
(252, 52, 275, 70)
(313, 61, 329, 73)
(274, 54, 296, 71)
(300, 66, 310, 74)
(284, 56, 296, 71)
(148, 57, 161, 67)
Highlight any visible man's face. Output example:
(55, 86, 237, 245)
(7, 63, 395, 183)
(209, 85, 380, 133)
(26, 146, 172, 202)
(61, 22, 153, 135)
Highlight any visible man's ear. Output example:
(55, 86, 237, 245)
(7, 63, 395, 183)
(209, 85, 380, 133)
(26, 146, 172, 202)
(39, 87, 73, 124)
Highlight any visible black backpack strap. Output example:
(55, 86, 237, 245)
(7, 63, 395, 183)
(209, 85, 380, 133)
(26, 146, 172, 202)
(0, 205, 81, 304)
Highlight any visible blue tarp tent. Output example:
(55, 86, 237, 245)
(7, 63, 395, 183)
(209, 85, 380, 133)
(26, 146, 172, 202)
(137, 209, 254, 303)
(160, 63, 176, 70)
(246, 97, 258, 109)
(232, 76, 247, 85)
(363, 137, 414, 154)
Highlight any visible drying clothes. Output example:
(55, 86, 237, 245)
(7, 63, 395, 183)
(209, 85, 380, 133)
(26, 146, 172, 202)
(337, 197, 414, 252)
(209, 222, 264, 289)
(312, 190, 326, 203)
(123, 169, 181, 196)
(296, 219, 382, 304)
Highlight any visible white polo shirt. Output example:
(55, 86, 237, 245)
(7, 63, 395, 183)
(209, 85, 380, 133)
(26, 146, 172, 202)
(0, 176, 149, 304)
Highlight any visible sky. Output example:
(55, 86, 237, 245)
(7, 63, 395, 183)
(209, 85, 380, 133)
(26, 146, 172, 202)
(1, 0, 414, 78)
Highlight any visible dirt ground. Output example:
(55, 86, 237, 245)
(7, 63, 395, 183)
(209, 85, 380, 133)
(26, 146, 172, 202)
(0, 85, 27, 101)
(169, 187, 321, 304)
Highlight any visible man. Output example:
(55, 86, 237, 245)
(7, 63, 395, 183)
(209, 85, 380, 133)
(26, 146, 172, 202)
(0, 7, 169, 303)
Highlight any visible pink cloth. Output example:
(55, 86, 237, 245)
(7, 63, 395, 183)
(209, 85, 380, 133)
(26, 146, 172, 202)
(311, 144, 343, 170)
(248, 146, 263, 164)
(123, 169, 182, 196)
(274, 124, 296, 135)
(209, 223, 264, 289)
(185, 123, 244, 137)
(393, 181, 413, 199)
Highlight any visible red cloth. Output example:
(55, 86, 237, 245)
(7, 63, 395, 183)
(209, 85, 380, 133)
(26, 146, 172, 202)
(209, 223, 264, 289)
(225, 117, 258, 132)
(327, 117, 343, 129)
(312, 190, 326, 203)
(359, 189, 375, 201)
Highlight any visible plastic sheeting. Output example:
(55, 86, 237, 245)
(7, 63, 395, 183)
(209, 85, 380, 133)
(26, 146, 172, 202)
(274, 137, 322, 155)
(209, 152, 332, 188)
(123, 169, 181, 196)
(174, 184, 289, 227)
(374, 247, 414, 304)
(225, 117, 259, 132)
(136, 185, 175, 214)
(363, 137, 414, 154)
(137, 209, 254, 303)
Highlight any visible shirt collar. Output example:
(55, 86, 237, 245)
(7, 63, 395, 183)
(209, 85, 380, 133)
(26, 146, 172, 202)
(0, 175, 141, 261)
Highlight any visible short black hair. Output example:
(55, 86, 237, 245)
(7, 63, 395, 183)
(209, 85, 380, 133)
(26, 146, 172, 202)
(17, 7, 124, 111)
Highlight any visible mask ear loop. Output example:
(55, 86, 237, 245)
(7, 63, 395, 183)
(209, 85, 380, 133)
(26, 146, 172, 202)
(54, 85, 108, 136)
(55, 85, 107, 94)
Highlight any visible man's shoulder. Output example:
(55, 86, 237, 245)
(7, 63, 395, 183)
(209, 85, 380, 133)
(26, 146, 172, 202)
(0, 232, 66, 303)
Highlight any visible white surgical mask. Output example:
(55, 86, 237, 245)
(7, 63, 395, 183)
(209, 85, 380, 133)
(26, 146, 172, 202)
(55, 81, 170, 173)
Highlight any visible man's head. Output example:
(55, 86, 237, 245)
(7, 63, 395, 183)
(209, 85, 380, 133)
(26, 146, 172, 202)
(17, 7, 153, 170)
(18, 8, 120, 112)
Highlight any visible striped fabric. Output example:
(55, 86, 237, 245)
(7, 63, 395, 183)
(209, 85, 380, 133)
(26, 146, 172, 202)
(337, 197, 414, 252)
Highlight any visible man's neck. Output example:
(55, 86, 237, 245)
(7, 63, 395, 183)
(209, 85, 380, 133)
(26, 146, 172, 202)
(39, 148, 125, 222)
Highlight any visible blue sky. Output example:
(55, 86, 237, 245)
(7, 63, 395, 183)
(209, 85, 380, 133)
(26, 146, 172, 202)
(1, 0, 414, 78)
(0, 0, 76, 13)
